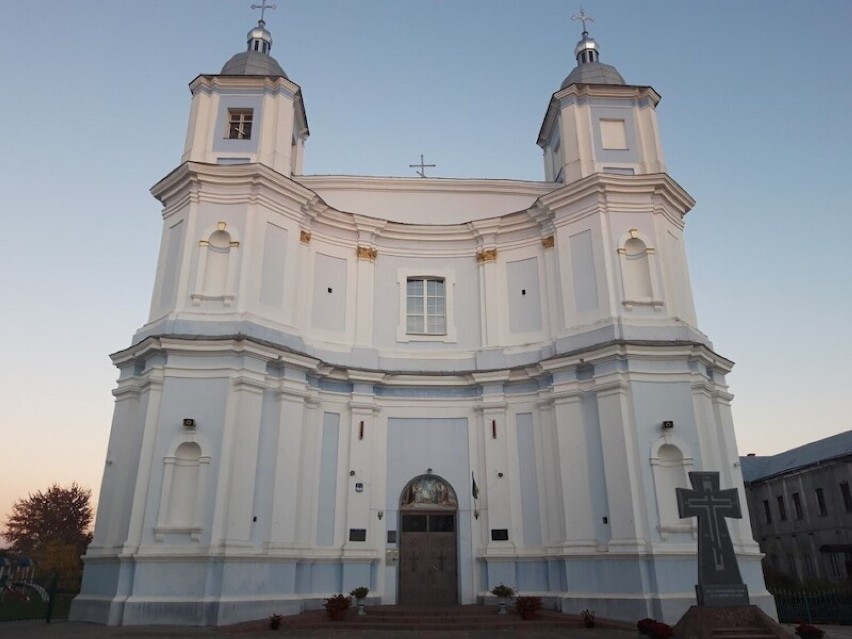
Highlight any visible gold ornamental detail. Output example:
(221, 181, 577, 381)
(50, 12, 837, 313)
(541, 236, 555, 249)
(300, 230, 312, 244)
(476, 248, 497, 263)
(357, 246, 378, 261)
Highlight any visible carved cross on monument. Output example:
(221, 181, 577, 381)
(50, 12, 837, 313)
(677, 471, 750, 606)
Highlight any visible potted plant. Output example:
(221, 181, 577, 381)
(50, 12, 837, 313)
(268, 613, 283, 630)
(350, 586, 369, 616)
(490, 583, 515, 615)
(514, 595, 542, 620)
(637, 617, 674, 638)
(323, 593, 351, 621)
(580, 608, 595, 628)
(795, 623, 825, 639)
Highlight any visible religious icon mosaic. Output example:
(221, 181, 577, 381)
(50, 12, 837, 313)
(400, 474, 458, 509)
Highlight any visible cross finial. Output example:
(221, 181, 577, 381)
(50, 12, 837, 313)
(409, 154, 436, 178)
(571, 7, 594, 34)
(251, 2, 277, 22)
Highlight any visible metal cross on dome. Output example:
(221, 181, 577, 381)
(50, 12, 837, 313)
(571, 7, 594, 33)
(251, 1, 277, 22)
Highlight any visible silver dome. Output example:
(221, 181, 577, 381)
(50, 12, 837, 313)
(561, 61, 625, 88)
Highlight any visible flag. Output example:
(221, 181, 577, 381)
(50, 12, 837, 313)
(472, 472, 479, 500)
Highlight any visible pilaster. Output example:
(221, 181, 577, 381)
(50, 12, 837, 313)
(551, 386, 598, 550)
(122, 370, 165, 555)
(594, 377, 648, 552)
(268, 377, 310, 545)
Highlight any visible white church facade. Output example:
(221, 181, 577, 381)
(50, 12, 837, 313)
(71, 13, 774, 626)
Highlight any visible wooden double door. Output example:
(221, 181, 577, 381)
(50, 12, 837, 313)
(398, 511, 458, 605)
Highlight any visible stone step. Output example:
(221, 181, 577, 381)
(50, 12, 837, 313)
(711, 631, 780, 639)
(253, 605, 635, 633)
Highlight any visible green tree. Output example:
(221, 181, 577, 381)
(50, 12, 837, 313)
(3, 483, 93, 590)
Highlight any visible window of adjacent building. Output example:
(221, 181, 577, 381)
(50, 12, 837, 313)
(777, 495, 787, 521)
(802, 554, 815, 578)
(815, 487, 828, 516)
(227, 109, 253, 139)
(762, 499, 772, 524)
(828, 553, 843, 578)
(841, 481, 852, 512)
(406, 277, 446, 335)
(792, 492, 803, 520)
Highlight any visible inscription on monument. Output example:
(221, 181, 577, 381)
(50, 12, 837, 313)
(676, 471, 750, 607)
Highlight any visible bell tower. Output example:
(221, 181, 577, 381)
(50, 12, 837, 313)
(538, 11, 665, 183)
(181, 7, 309, 175)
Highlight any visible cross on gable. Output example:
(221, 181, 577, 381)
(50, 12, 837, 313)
(409, 154, 436, 178)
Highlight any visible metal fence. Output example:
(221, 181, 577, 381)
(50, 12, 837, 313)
(771, 587, 852, 625)
(0, 574, 75, 623)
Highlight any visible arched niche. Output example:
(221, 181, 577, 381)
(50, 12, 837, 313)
(154, 437, 211, 541)
(191, 221, 240, 307)
(617, 229, 663, 311)
(650, 435, 695, 540)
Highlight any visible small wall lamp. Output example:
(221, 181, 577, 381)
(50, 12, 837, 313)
(378, 510, 384, 520)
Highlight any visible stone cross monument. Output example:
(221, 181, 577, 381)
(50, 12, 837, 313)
(676, 471, 750, 606)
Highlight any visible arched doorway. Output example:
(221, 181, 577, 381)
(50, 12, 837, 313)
(398, 474, 458, 605)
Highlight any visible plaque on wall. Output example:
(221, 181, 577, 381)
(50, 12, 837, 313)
(490, 529, 509, 541)
(387, 530, 397, 544)
(349, 528, 367, 542)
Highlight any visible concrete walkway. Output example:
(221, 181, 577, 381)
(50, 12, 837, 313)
(0, 619, 635, 638)
(6, 619, 852, 638)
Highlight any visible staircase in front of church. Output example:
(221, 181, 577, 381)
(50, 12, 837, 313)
(250, 604, 634, 633)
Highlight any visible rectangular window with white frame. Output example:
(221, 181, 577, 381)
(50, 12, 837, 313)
(407, 277, 446, 335)
(396, 268, 457, 343)
(227, 108, 253, 139)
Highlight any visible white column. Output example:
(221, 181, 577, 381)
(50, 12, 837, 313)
(535, 393, 563, 545)
(122, 370, 164, 555)
(595, 378, 648, 552)
(268, 379, 309, 546)
(354, 247, 377, 348)
(551, 388, 598, 550)
(294, 390, 321, 546)
(210, 374, 266, 547)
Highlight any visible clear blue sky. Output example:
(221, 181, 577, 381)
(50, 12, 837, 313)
(1, 1, 850, 524)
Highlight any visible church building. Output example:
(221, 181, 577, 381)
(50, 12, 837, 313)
(71, 11, 773, 626)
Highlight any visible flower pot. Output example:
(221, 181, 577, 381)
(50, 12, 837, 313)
(328, 609, 346, 621)
(356, 598, 366, 616)
(497, 597, 508, 615)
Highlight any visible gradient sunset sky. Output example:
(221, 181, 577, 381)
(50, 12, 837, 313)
(1, 0, 850, 526)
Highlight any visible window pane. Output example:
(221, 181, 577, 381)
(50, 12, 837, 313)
(427, 279, 444, 295)
(407, 296, 423, 314)
(402, 515, 427, 532)
(407, 316, 424, 333)
(407, 279, 423, 295)
(429, 515, 455, 532)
